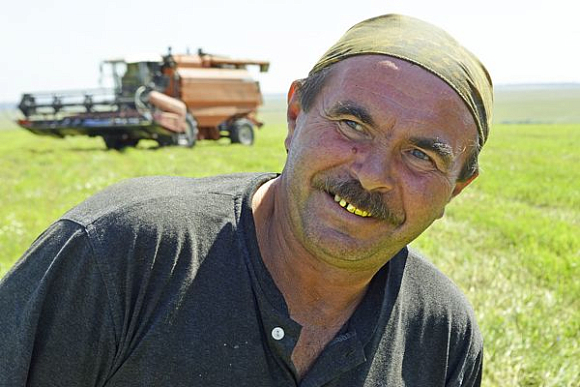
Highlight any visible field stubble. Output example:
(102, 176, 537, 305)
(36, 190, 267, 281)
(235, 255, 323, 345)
(0, 116, 578, 386)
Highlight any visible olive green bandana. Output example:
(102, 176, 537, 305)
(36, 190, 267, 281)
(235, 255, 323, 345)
(311, 14, 493, 148)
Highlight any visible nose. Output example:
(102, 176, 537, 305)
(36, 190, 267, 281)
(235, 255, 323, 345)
(350, 149, 395, 192)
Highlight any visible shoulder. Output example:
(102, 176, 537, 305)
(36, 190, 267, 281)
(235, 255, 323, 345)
(53, 172, 275, 275)
(399, 248, 482, 347)
(395, 249, 483, 382)
(52, 172, 276, 275)
(41, 173, 275, 308)
(403, 249, 476, 317)
(62, 172, 276, 227)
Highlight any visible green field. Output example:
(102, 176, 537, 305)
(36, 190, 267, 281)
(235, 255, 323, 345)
(493, 85, 580, 124)
(0, 95, 579, 386)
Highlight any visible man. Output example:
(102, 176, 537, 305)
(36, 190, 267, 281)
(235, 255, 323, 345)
(0, 14, 492, 386)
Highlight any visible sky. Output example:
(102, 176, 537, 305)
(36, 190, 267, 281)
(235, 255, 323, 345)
(1, 0, 579, 102)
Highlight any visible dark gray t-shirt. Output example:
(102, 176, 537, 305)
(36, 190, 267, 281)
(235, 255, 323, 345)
(0, 173, 482, 386)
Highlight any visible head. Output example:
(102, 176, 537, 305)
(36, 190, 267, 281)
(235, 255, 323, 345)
(293, 14, 493, 184)
(278, 15, 493, 270)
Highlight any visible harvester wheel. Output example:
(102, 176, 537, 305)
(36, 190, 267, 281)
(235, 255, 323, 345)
(156, 136, 174, 147)
(176, 114, 198, 148)
(230, 119, 254, 146)
(103, 136, 139, 150)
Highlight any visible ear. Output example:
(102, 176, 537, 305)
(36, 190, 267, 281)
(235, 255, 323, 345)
(285, 80, 302, 152)
(451, 172, 479, 199)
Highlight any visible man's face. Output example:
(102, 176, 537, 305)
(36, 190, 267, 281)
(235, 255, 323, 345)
(280, 55, 479, 271)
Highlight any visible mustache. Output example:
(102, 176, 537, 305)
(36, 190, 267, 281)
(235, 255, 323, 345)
(313, 176, 405, 225)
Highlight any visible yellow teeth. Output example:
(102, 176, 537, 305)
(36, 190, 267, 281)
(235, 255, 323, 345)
(333, 194, 371, 218)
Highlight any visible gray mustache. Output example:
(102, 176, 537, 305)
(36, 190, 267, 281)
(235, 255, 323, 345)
(315, 177, 405, 225)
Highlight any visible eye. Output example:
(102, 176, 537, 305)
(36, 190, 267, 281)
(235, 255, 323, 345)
(405, 148, 438, 171)
(340, 120, 364, 132)
(410, 148, 431, 162)
(338, 119, 366, 134)
(332, 117, 371, 141)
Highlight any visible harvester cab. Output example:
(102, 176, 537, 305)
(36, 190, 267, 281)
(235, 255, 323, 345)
(100, 56, 168, 96)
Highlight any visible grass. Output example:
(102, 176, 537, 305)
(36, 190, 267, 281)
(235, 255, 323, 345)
(0, 100, 578, 385)
(493, 85, 580, 124)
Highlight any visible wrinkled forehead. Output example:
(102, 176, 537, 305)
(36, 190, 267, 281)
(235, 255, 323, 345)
(333, 55, 460, 93)
(327, 55, 475, 121)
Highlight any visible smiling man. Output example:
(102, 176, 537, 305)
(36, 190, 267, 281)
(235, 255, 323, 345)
(0, 14, 492, 387)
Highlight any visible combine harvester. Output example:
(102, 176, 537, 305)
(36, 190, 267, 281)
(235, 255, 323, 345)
(17, 49, 269, 149)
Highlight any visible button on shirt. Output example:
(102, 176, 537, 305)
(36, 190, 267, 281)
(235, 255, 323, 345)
(271, 327, 285, 340)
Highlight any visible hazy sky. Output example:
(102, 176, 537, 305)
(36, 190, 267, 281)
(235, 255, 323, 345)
(1, 0, 578, 102)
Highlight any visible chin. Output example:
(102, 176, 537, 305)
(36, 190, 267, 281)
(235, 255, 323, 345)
(301, 227, 399, 270)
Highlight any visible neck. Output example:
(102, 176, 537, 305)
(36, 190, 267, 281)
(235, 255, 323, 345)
(252, 178, 377, 327)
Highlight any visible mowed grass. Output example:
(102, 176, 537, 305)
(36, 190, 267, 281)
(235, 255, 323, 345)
(0, 109, 578, 385)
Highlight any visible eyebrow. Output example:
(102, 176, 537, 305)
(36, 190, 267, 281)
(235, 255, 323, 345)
(409, 137, 455, 165)
(327, 100, 377, 128)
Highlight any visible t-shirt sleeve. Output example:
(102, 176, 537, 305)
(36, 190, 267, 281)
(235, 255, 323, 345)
(0, 220, 117, 386)
(446, 310, 484, 387)
(399, 251, 485, 387)
(457, 349, 483, 387)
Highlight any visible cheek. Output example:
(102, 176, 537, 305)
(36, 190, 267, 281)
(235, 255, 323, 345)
(399, 169, 454, 214)
(292, 124, 355, 166)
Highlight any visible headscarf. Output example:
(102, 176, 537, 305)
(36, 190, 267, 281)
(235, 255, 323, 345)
(310, 14, 493, 148)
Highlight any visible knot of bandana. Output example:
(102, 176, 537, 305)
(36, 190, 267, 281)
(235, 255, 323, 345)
(310, 14, 493, 148)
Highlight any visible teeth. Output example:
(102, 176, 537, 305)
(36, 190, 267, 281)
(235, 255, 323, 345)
(333, 194, 371, 218)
